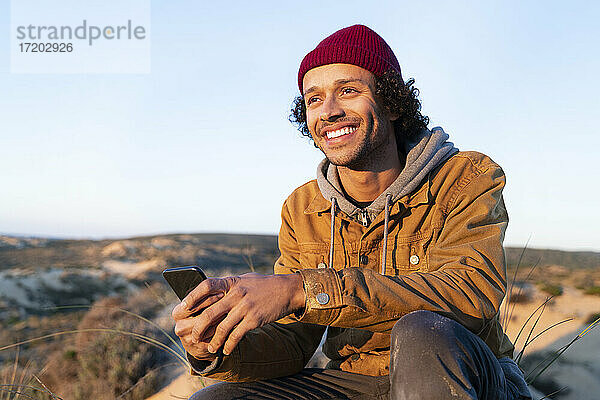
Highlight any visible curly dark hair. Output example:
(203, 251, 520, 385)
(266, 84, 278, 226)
(289, 69, 429, 149)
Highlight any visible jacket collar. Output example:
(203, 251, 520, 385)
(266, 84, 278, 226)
(304, 175, 431, 215)
(304, 191, 331, 214)
(398, 176, 431, 208)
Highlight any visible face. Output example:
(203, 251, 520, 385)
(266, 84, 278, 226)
(302, 64, 397, 169)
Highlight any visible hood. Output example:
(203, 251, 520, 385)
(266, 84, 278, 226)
(316, 126, 458, 225)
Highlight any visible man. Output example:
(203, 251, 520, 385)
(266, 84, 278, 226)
(173, 25, 532, 399)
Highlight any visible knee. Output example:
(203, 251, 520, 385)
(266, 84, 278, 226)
(391, 310, 456, 353)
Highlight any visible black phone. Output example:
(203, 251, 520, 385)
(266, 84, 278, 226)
(162, 265, 208, 301)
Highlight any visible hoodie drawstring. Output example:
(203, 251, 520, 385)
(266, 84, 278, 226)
(381, 194, 392, 275)
(329, 197, 337, 269)
(329, 195, 391, 274)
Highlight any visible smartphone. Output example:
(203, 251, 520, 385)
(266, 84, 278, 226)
(162, 265, 208, 301)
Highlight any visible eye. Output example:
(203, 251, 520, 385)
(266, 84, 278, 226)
(306, 96, 321, 106)
(340, 87, 358, 95)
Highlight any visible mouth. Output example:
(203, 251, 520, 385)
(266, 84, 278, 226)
(321, 124, 359, 140)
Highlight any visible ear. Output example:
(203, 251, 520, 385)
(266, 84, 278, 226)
(388, 111, 399, 122)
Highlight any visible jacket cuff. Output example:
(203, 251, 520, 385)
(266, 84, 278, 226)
(297, 268, 342, 325)
(187, 347, 239, 380)
(187, 350, 224, 376)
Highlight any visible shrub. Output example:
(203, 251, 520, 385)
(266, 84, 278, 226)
(63, 348, 77, 360)
(539, 283, 563, 297)
(584, 286, 600, 296)
(509, 291, 533, 304)
(73, 319, 161, 399)
(38, 284, 173, 400)
(585, 313, 600, 325)
(507, 282, 535, 304)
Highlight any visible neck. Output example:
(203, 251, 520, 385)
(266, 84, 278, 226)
(337, 143, 403, 203)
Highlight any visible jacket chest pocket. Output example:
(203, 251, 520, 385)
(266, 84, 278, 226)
(298, 242, 356, 270)
(298, 243, 334, 269)
(387, 230, 434, 275)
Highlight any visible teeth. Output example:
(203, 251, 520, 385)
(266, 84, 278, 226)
(326, 126, 357, 139)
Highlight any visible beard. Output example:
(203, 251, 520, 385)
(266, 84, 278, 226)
(318, 116, 393, 171)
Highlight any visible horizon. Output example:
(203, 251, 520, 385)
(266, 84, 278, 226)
(1, 230, 599, 254)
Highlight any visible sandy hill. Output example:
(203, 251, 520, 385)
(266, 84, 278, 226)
(0, 233, 599, 399)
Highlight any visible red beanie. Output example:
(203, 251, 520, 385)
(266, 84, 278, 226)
(298, 24, 402, 94)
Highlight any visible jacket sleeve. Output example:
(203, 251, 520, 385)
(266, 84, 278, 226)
(188, 202, 326, 382)
(296, 162, 509, 336)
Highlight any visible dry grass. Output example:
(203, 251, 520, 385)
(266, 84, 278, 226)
(1, 283, 186, 400)
(0, 348, 61, 400)
(502, 246, 600, 399)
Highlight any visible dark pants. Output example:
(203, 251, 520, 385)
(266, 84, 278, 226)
(190, 311, 531, 400)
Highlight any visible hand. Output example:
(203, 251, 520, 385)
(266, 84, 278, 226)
(171, 273, 305, 356)
(172, 291, 225, 361)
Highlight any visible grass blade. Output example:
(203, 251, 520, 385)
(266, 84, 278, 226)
(0, 388, 36, 400)
(32, 374, 63, 400)
(9, 347, 19, 399)
(514, 318, 573, 362)
(502, 237, 530, 329)
(0, 384, 63, 400)
(526, 317, 600, 384)
(45, 304, 186, 357)
(0, 329, 190, 369)
(516, 298, 549, 365)
(505, 256, 541, 331)
(538, 386, 568, 400)
(513, 296, 554, 347)
(577, 315, 600, 338)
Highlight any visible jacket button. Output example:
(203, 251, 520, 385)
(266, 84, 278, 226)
(409, 255, 420, 265)
(317, 262, 327, 269)
(359, 255, 368, 265)
(316, 293, 330, 305)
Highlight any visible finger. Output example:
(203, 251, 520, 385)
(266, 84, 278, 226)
(180, 336, 214, 359)
(174, 312, 224, 343)
(182, 278, 227, 310)
(207, 308, 245, 353)
(190, 291, 225, 313)
(172, 292, 224, 320)
(191, 295, 235, 343)
(174, 319, 193, 338)
(173, 278, 227, 319)
(203, 323, 217, 340)
(222, 320, 256, 355)
(198, 312, 225, 339)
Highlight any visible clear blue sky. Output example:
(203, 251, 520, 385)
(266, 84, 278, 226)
(1, 1, 599, 251)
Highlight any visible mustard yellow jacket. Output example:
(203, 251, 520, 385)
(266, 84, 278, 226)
(194, 151, 514, 381)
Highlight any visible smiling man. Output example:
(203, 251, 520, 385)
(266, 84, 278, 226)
(174, 25, 532, 399)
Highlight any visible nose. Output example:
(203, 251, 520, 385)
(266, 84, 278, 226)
(320, 95, 345, 121)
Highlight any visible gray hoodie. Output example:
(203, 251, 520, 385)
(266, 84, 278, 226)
(316, 126, 459, 226)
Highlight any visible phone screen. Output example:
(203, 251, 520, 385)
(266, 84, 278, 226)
(162, 266, 207, 300)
